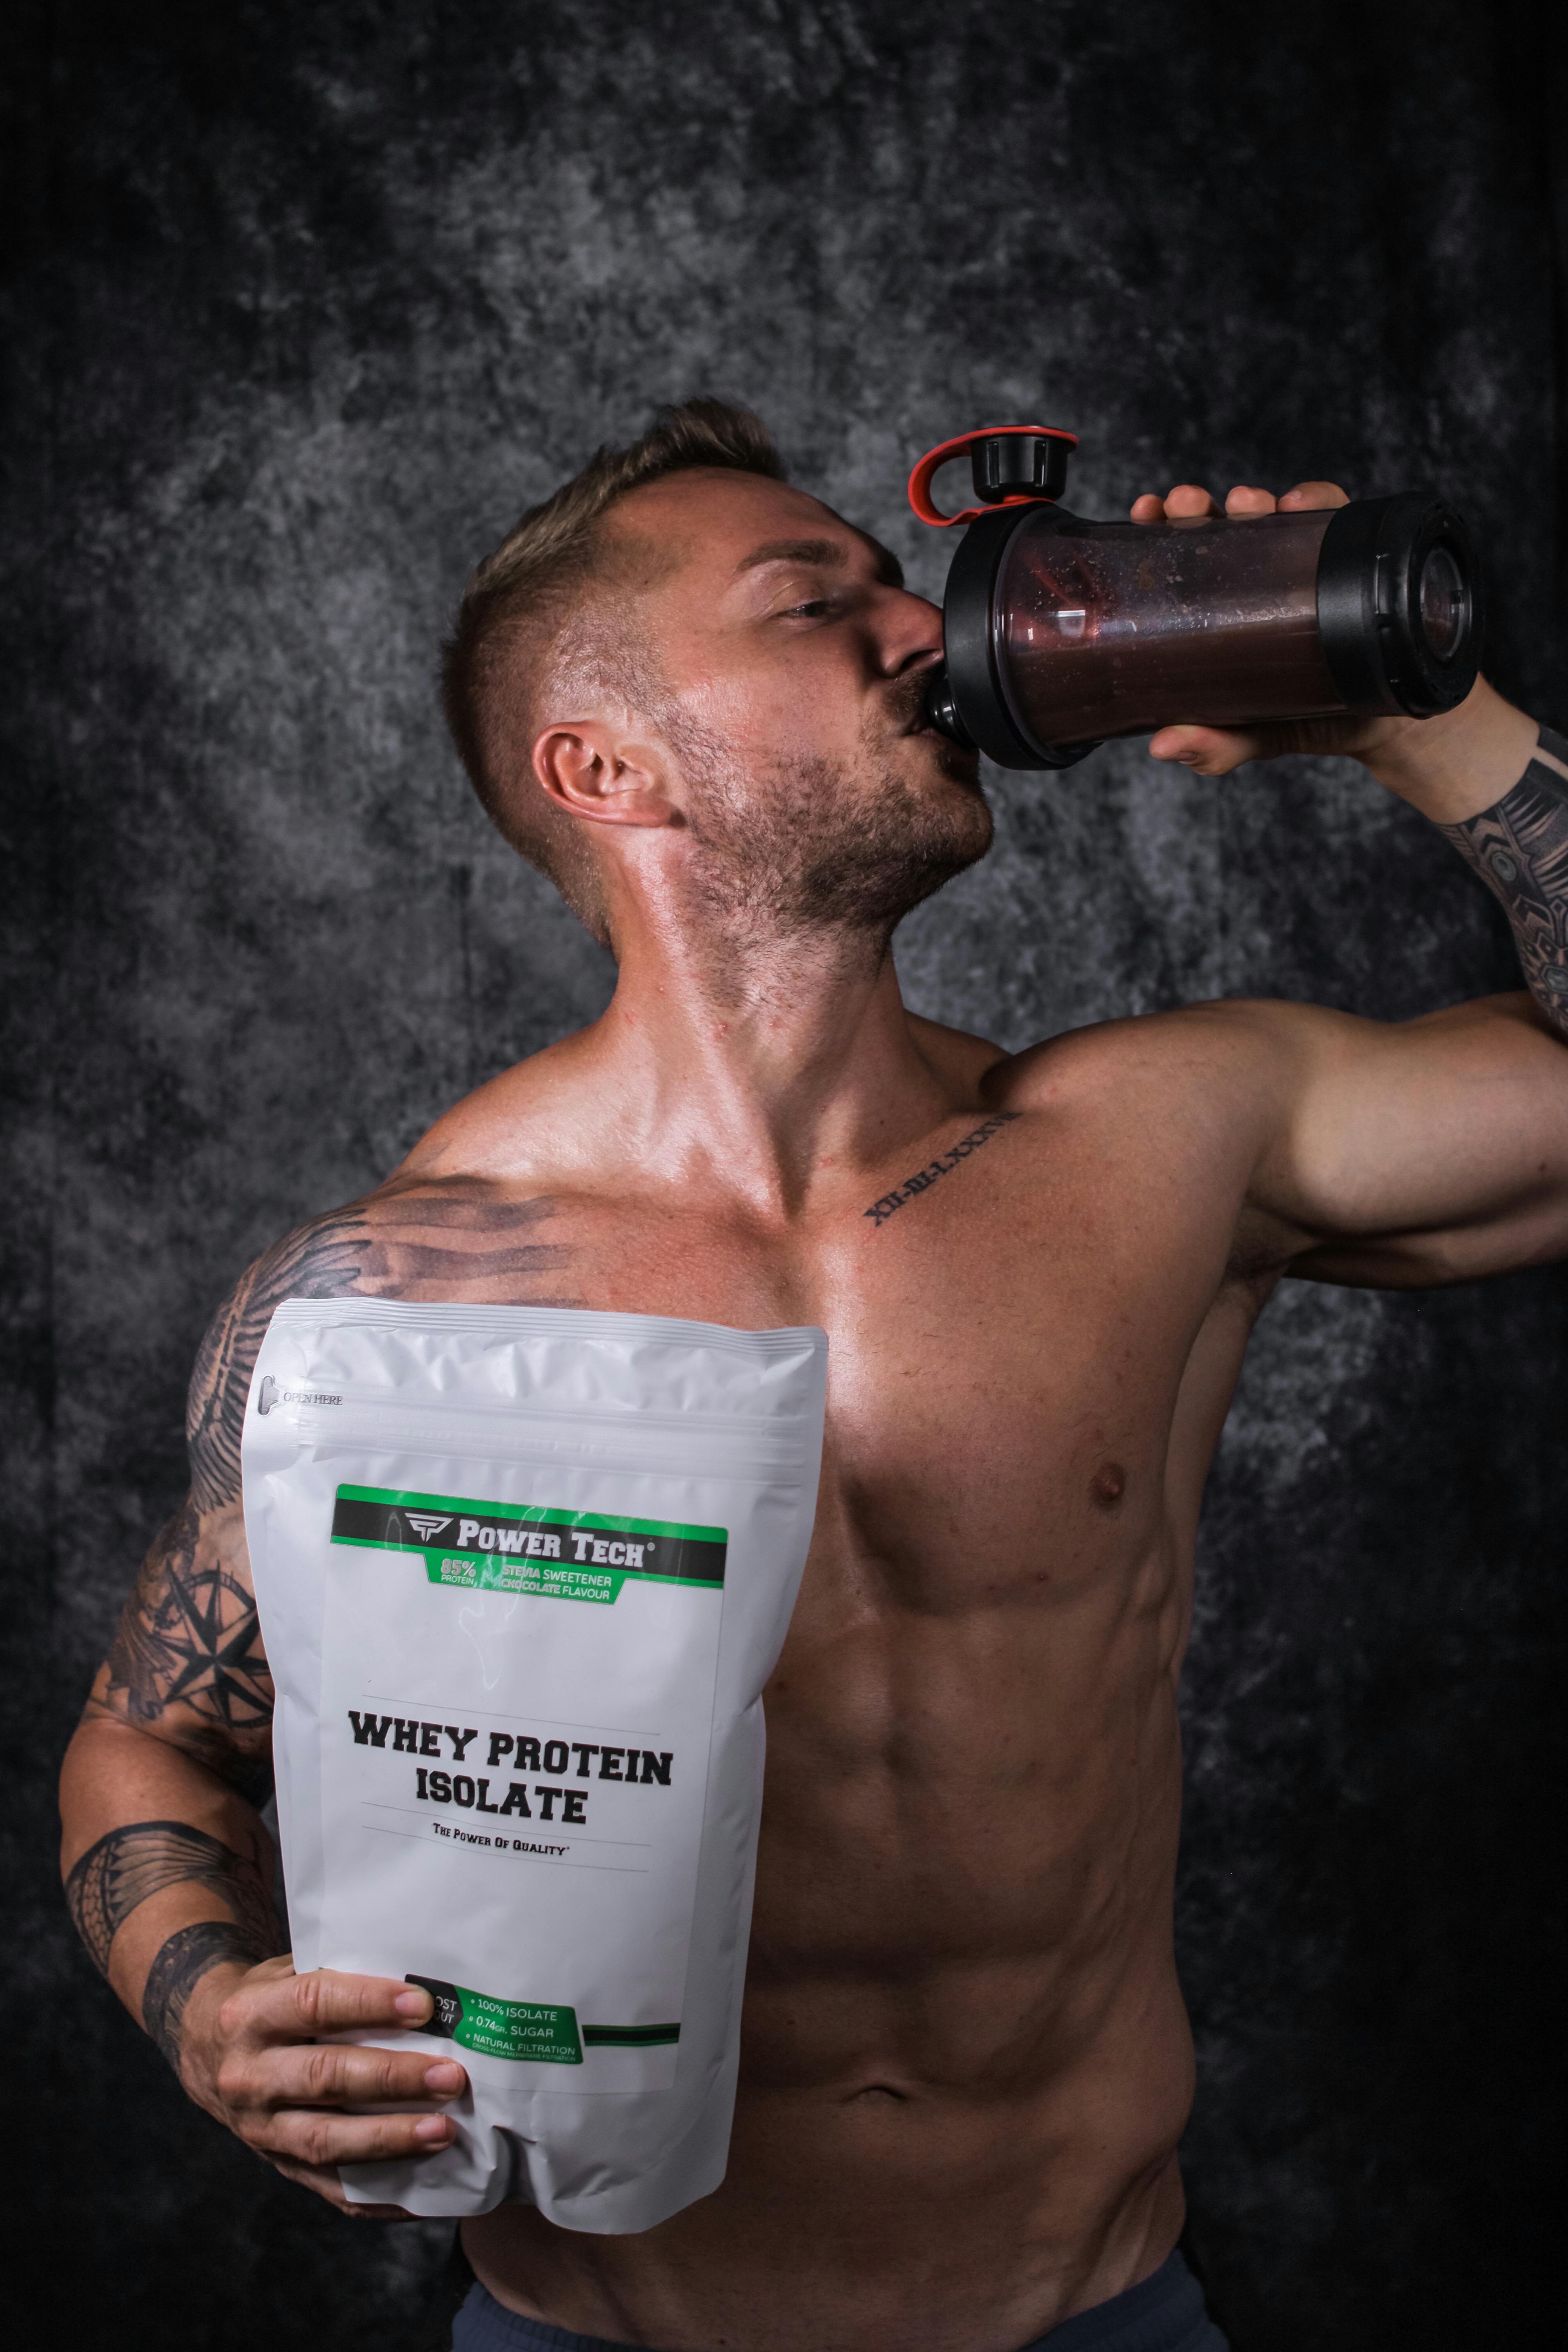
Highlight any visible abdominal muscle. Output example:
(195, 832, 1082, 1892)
(466, 1529, 1198, 2352)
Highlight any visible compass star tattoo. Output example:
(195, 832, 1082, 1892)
(102, 1497, 274, 1757)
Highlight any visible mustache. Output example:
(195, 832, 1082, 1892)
(881, 667, 937, 737)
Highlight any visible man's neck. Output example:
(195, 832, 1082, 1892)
(563, 912, 955, 1220)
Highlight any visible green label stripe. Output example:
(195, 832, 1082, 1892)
(582, 2021, 680, 2047)
(406, 1975, 583, 2065)
(333, 1485, 726, 1602)
(406, 1976, 680, 2062)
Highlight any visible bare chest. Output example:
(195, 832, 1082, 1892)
(364, 1126, 1241, 1622)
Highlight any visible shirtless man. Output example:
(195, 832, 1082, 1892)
(60, 399, 1568, 2352)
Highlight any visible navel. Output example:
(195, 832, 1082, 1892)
(1092, 1462, 1127, 1509)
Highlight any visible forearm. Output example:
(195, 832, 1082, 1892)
(1436, 728, 1568, 1040)
(1360, 683, 1568, 1040)
(57, 1299, 465, 2210)
(60, 1711, 285, 2079)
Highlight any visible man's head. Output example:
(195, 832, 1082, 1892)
(443, 398, 988, 964)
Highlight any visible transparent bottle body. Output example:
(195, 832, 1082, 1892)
(994, 506, 1347, 749)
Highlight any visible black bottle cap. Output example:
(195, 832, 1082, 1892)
(969, 432, 1074, 507)
(1316, 495, 1482, 717)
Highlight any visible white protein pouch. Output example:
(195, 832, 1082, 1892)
(241, 1299, 827, 2231)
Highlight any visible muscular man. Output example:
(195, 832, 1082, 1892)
(60, 400, 1568, 2352)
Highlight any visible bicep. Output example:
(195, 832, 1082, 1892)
(1254, 994, 1568, 1286)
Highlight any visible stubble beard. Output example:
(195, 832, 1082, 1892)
(671, 690, 993, 951)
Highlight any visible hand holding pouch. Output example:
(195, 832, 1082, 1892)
(242, 1301, 828, 2232)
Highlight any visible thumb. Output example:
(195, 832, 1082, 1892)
(1148, 723, 1263, 776)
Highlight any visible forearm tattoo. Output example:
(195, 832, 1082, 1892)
(66, 1818, 281, 1977)
(142, 1921, 268, 2074)
(1440, 725, 1568, 1038)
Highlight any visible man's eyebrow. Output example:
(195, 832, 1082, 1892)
(735, 537, 849, 573)
(734, 533, 906, 590)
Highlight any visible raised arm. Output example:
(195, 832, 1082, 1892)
(59, 1204, 469, 2214)
(1127, 476, 1568, 1284)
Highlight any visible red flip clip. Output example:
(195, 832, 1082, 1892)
(907, 424, 1078, 527)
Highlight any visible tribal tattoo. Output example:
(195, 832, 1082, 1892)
(143, 1921, 271, 2075)
(1441, 726, 1568, 1040)
(66, 1818, 282, 1977)
(864, 1113, 1020, 1229)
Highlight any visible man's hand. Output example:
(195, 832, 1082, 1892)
(178, 1956, 468, 2218)
(1127, 479, 1538, 815)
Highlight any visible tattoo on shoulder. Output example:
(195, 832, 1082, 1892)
(863, 1113, 1020, 1229)
(143, 1921, 268, 2075)
(187, 1187, 578, 1512)
(66, 1818, 283, 1978)
(186, 1205, 372, 1513)
(101, 1497, 274, 1755)
(1441, 734, 1568, 1038)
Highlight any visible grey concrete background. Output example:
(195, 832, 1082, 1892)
(3, 2, 1563, 2345)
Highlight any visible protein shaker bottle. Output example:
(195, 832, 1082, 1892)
(909, 425, 1482, 770)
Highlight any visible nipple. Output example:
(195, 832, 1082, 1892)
(1092, 1462, 1127, 1509)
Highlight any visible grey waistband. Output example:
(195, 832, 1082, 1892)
(452, 2250, 1228, 2352)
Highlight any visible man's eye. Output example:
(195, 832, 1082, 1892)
(782, 596, 834, 619)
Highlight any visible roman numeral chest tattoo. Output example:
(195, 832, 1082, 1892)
(863, 1112, 1020, 1229)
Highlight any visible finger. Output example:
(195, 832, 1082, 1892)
(1278, 480, 1349, 511)
(257, 2102, 462, 2170)
(1148, 722, 1261, 776)
(236, 1965, 437, 2043)
(243, 2040, 467, 2111)
(1161, 483, 1221, 519)
(1223, 485, 1277, 517)
(1130, 492, 1167, 524)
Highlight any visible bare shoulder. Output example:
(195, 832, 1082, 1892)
(982, 997, 1355, 1122)
(187, 1171, 575, 1513)
(988, 990, 1559, 1126)
(190, 1033, 600, 1517)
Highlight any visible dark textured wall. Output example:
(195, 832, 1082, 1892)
(4, 4, 1563, 2346)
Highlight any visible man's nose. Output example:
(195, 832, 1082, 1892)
(877, 586, 944, 676)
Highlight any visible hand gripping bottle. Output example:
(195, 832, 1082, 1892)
(909, 425, 1482, 769)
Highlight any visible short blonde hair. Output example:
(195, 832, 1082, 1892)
(442, 397, 785, 942)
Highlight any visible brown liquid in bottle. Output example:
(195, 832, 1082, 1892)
(996, 507, 1347, 749)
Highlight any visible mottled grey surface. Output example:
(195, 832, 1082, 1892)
(4, 2, 1564, 2346)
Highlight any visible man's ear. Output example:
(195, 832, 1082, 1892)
(532, 722, 676, 829)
